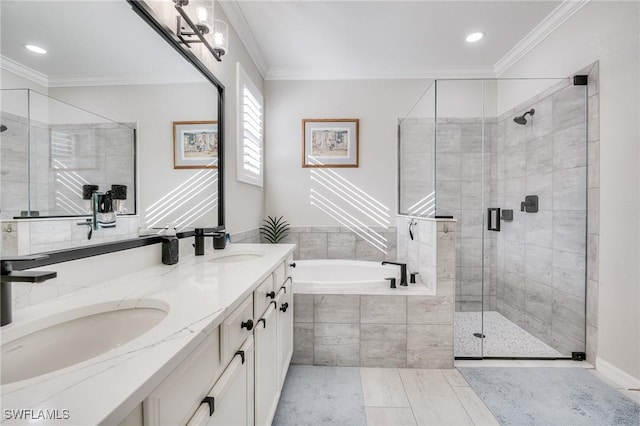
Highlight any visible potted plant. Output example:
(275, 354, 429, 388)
(259, 216, 290, 244)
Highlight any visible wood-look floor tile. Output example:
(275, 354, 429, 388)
(399, 369, 474, 425)
(361, 368, 410, 408)
(442, 369, 469, 387)
(365, 407, 417, 426)
(452, 386, 499, 426)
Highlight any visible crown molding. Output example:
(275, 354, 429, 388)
(1, 55, 49, 87)
(1, 55, 204, 88)
(219, 0, 269, 78)
(47, 73, 205, 88)
(266, 65, 497, 81)
(494, 0, 590, 76)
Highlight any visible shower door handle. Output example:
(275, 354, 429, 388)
(487, 208, 501, 232)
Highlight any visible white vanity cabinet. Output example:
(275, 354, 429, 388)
(139, 250, 294, 426)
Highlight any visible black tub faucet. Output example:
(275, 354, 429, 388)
(381, 261, 407, 286)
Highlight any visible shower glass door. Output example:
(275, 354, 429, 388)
(437, 77, 588, 359)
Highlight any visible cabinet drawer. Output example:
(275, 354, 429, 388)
(187, 336, 254, 426)
(221, 295, 254, 365)
(284, 255, 295, 280)
(253, 275, 275, 319)
(144, 329, 222, 426)
(274, 262, 286, 287)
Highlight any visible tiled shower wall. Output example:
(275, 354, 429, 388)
(400, 117, 497, 311)
(0, 111, 135, 218)
(494, 77, 591, 356)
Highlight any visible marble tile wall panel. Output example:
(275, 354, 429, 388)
(286, 226, 396, 262)
(360, 324, 407, 368)
(314, 323, 360, 367)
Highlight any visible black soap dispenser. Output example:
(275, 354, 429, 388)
(162, 227, 179, 265)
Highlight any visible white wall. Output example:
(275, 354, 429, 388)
(264, 79, 430, 227)
(500, 1, 640, 380)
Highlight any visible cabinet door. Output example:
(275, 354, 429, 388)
(254, 303, 279, 426)
(187, 337, 254, 426)
(276, 280, 293, 390)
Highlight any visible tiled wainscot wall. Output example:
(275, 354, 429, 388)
(1, 216, 139, 255)
(276, 226, 397, 262)
(292, 218, 456, 368)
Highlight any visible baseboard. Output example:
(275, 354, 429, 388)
(596, 357, 640, 389)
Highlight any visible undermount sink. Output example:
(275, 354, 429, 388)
(1, 301, 168, 385)
(209, 252, 264, 264)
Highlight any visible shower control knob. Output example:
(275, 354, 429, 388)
(280, 302, 289, 312)
(266, 291, 276, 299)
(289, 262, 296, 268)
(241, 319, 254, 331)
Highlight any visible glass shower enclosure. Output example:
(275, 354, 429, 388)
(399, 76, 588, 358)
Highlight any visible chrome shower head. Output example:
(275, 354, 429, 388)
(513, 108, 535, 125)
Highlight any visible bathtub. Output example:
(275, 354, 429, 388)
(292, 259, 434, 296)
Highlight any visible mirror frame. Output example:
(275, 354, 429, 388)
(128, 0, 225, 227)
(9, 0, 226, 270)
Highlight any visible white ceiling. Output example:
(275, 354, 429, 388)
(0, 0, 204, 87)
(0, 1, 588, 85)
(222, 0, 587, 80)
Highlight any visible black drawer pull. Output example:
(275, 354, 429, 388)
(241, 319, 253, 331)
(280, 302, 289, 312)
(201, 396, 215, 416)
(257, 318, 266, 329)
(235, 350, 245, 364)
(266, 291, 276, 299)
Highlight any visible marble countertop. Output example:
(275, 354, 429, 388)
(0, 243, 295, 425)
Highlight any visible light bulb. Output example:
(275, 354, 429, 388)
(196, 7, 208, 23)
(213, 32, 225, 46)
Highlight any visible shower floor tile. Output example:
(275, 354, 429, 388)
(455, 311, 564, 358)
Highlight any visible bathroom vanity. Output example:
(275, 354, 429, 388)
(0, 244, 295, 426)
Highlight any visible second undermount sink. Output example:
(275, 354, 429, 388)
(1, 301, 168, 385)
(209, 252, 265, 264)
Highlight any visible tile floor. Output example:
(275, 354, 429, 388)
(361, 367, 498, 426)
(276, 361, 638, 426)
(455, 311, 563, 357)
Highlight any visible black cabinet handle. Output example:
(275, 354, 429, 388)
(241, 319, 253, 331)
(201, 396, 215, 416)
(257, 318, 266, 329)
(289, 262, 296, 268)
(280, 302, 289, 312)
(266, 291, 276, 299)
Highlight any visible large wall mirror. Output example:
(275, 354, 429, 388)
(0, 0, 224, 256)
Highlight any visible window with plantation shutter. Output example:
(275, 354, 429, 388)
(236, 63, 263, 187)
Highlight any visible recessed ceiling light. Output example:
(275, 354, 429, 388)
(465, 32, 484, 43)
(24, 44, 47, 54)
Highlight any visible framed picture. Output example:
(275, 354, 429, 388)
(302, 118, 359, 168)
(173, 121, 218, 169)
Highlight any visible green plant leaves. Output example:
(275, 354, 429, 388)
(259, 215, 290, 244)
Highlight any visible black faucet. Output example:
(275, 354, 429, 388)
(194, 227, 225, 255)
(381, 261, 408, 286)
(1, 255, 57, 326)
